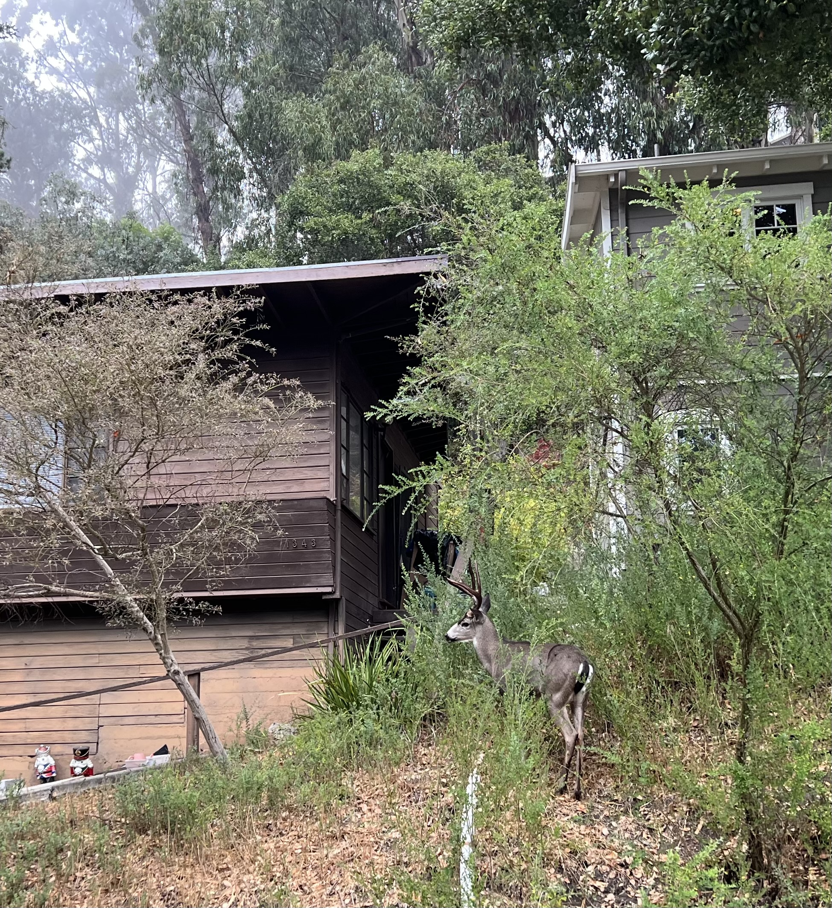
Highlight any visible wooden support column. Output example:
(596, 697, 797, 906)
(185, 672, 201, 753)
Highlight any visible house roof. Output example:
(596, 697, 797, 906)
(562, 141, 832, 249)
(17, 254, 446, 298)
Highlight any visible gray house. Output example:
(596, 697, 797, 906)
(562, 141, 832, 251)
(560, 141, 832, 555)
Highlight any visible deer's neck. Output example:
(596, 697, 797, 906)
(473, 617, 503, 680)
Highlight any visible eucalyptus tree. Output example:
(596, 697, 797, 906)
(230, 145, 550, 266)
(139, 0, 551, 249)
(420, 0, 832, 155)
(1, 0, 183, 223)
(0, 176, 198, 283)
(0, 41, 77, 212)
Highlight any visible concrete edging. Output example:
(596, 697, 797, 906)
(0, 762, 166, 805)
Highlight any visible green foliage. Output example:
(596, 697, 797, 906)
(306, 635, 401, 714)
(734, 718, 832, 861)
(421, 0, 831, 152)
(233, 144, 551, 265)
(0, 177, 198, 283)
(145, 0, 548, 243)
(377, 176, 831, 887)
(656, 842, 749, 908)
(115, 758, 227, 842)
(0, 806, 76, 907)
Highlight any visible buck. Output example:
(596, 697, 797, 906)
(445, 565, 594, 799)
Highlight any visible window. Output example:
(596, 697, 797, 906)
(753, 202, 798, 237)
(670, 409, 732, 491)
(340, 393, 375, 523)
(734, 182, 814, 239)
(0, 415, 65, 508)
(0, 418, 114, 508)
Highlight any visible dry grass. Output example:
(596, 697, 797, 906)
(7, 729, 819, 908)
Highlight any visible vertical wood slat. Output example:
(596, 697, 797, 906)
(186, 672, 201, 753)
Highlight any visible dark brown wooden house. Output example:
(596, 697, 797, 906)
(0, 256, 445, 782)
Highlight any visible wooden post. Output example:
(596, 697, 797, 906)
(185, 672, 201, 753)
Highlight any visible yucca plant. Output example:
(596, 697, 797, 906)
(306, 634, 400, 714)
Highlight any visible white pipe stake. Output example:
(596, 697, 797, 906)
(460, 752, 484, 908)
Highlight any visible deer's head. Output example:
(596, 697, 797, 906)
(445, 563, 491, 642)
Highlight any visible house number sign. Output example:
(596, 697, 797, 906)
(290, 538, 316, 548)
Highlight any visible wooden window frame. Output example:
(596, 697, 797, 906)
(340, 391, 376, 528)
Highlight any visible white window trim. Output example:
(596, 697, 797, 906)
(727, 182, 814, 236)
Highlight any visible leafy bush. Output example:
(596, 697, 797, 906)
(306, 634, 401, 714)
(114, 757, 230, 842)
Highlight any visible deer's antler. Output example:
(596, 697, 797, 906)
(446, 560, 483, 610)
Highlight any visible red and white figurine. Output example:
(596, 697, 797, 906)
(70, 746, 94, 777)
(34, 744, 57, 783)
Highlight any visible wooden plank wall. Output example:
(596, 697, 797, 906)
(0, 605, 327, 784)
(619, 169, 832, 251)
(150, 344, 335, 503)
(337, 351, 427, 631)
(0, 499, 336, 597)
(341, 511, 379, 632)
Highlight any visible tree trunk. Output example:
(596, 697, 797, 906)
(735, 628, 768, 880)
(170, 93, 219, 260)
(132, 0, 219, 259)
(46, 501, 229, 762)
(153, 628, 228, 761)
(450, 537, 474, 582)
(394, 0, 430, 73)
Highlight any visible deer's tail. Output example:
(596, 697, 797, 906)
(574, 661, 594, 694)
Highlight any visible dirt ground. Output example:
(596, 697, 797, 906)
(20, 738, 789, 908)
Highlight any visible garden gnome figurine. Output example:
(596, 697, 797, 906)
(34, 744, 57, 783)
(70, 746, 94, 777)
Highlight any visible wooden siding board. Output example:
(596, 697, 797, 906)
(145, 344, 335, 505)
(0, 498, 335, 598)
(340, 510, 378, 630)
(624, 169, 832, 248)
(0, 606, 327, 781)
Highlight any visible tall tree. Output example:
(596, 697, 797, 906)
(1, 0, 185, 224)
(377, 178, 831, 879)
(0, 175, 198, 283)
(420, 0, 832, 156)
(141, 0, 553, 246)
(0, 23, 14, 176)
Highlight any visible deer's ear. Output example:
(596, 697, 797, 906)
(480, 594, 491, 614)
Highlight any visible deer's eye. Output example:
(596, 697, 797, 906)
(460, 621, 470, 628)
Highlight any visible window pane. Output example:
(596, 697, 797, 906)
(340, 397, 349, 506)
(754, 203, 798, 236)
(349, 402, 362, 515)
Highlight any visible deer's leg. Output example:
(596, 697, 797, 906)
(548, 702, 578, 794)
(571, 688, 589, 800)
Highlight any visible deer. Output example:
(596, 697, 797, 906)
(444, 564, 594, 799)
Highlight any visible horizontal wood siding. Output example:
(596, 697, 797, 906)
(0, 605, 327, 783)
(0, 498, 336, 597)
(338, 349, 382, 631)
(625, 169, 832, 249)
(341, 511, 379, 632)
(152, 346, 334, 503)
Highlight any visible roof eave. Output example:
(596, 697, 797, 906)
(562, 142, 832, 247)
(12, 254, 447, 299)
